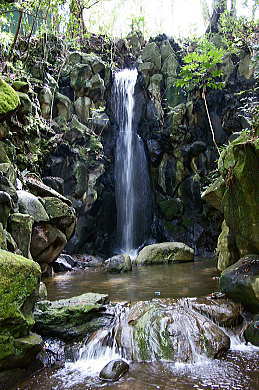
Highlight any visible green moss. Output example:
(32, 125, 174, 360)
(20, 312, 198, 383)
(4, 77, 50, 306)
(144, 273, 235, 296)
(0, 250, 41, 328)
(0, 79, 20, 115)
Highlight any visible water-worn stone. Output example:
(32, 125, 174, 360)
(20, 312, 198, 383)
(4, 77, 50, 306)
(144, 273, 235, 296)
(220, 254, 259, 313)
(52, 254, 77, 272)
(136, 242, 194, 265)
(99, 359, 129, 381)
(117, 298, 230, 362)
(201, 176, 225, 211)
(0, 249, 41, 369)
(34, 293, 111, 340)
(104, 254, 132, 273)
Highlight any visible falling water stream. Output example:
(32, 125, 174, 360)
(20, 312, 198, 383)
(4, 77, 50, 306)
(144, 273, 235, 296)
(113, 69, 152, 256)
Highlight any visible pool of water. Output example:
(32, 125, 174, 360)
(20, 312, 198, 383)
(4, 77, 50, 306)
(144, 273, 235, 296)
(44, 258, 219, 302)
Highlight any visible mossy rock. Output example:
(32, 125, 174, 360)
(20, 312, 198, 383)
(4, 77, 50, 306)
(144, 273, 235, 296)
(0, 250, 41, 366)
(33, 293, 112, 340)
(136, 242, 194, 265)
(12, 81, 29, 93)
(116, 299, 230, 362)
(158, 198, 183, 220)
(219, 254, 259, 313)
(0, 79, 20, 116)
(217, 134, 259, 261)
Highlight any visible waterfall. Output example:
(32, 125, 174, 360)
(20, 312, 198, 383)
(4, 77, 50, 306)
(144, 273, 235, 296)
(113, 68, 152, 255)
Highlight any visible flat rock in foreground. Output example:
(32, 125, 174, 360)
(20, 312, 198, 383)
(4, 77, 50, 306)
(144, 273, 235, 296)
(34, 293, 113, 340)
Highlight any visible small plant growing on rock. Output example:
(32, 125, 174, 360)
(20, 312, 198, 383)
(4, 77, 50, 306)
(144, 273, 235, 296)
(176, 39, 226, 154)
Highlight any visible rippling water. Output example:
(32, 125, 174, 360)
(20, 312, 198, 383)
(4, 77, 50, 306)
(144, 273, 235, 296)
(16, 259, 259, 390)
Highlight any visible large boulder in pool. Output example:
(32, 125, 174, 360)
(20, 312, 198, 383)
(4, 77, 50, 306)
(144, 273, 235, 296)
(116, 298, 230, 362)
(219, 254, 259, 313)
(33, 293, 113, 340)
(136, 242, 194, 265)
(104, 254, 132, 273)
(0, 249, 42, 373)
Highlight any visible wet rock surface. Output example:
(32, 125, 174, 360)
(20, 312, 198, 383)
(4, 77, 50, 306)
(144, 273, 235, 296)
(219, 254, 259, 313)
(99, 359, 129, 381)
(33, 293, 113, 340)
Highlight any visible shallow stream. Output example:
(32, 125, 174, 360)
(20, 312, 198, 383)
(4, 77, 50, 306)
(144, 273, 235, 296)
(17, 259, 259, 390)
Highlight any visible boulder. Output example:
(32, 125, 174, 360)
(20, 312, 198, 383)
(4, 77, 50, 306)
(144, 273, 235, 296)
(33, 293, 112, 340)
(104, 254, 132, 273)
(136, 242, 194, 265)
(24, 175, 72, 206)
(54, 92, 73, 122)
(17, 190, 49, 223)
(38, 87, 52, 119)
(0, 79, 20, 116)
(52, 254, 77, 272)
(116, 298, 230, 362)
(0, 249, 41, 370)
(219, 254, 259, 313)
(0, 163, 16, 185)
(99, 359, 129, 381)
(8, 213, 34, 259)
(244, 315, 259, 346)
(30, 224, 67, 264)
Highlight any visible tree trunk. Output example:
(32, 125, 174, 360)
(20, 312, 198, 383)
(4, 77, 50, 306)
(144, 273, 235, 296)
(206, 0, 227, 34)
(8, 9, 23, 59)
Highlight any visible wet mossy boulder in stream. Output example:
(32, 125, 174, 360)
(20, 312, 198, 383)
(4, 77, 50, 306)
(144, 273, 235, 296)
(219, 255, 259, 313)
(0, 250, 42, 372)
(34, 293, 113, 340)
(136, 242, 194, 265)
(99, 359, 129, 381)
(0, 79, 20, 116)
(116, 298, 230, 362)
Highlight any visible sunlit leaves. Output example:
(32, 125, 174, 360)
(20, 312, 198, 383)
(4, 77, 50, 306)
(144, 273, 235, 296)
(176, 38, 225, 92)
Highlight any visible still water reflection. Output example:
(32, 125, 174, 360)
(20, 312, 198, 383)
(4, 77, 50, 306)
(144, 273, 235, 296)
(44, 258, 219, 302)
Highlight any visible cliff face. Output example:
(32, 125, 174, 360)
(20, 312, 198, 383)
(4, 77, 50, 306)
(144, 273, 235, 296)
(0, 33, 257, 259)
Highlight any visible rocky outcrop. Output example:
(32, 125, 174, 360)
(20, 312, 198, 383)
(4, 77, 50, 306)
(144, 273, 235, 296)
(219, 254, 259, 313)
(205, 133, 259, 270)
(136, 242, 194, 265)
